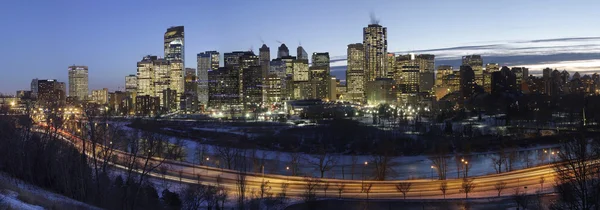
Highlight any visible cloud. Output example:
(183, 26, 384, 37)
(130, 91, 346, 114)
(520, 37, 600, 43)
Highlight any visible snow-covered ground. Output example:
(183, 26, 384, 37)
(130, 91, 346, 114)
(0, 173, 100, 210)
(111, 121, 561, 180)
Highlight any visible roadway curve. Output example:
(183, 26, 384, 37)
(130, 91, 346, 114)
(37, 125, 556, 200)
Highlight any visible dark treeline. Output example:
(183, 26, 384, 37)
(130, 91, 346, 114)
(0, 115, 182, 210)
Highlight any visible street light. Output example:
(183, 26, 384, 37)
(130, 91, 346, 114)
(431, 165, 435, 180)
(464, 161, 469, 178)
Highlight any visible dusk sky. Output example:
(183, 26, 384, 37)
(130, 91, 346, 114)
(1, 0, 599, 94)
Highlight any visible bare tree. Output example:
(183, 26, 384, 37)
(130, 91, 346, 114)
(259, 180, 272, 199)
(539, 176, 545, 193)
(551, 137, 600, 210)
(396, 182, 412, 199)
(321, 181, 330, 198)
(429, 155, 449, 180)
(302, 176, 320, 203)
(306, 145, 338, 178)
(216, 146, 239, 170)
(371, 139, 396, 181)
(194, 144, 208, 166)
(278, 182, 289, 202)
(491, 153, 505, 174)
(182, 184, 206, 210)
(361, 183, 373, 200)
(439, 181, 448, 199)
(429, 139, 450, 180)
(288, 151, 301, 176)
(513, 188, 530, 210)
(336, 183, 346, 199)
(494, 181, 507, 197)
(216, 185, 228, 210)
(235, 150, 249, 209)
(459, 178, 476, 199)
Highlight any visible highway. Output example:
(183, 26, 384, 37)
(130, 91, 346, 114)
(37, 124, 558, 200)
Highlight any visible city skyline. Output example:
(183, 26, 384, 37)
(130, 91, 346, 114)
(1, 0, 600, 94)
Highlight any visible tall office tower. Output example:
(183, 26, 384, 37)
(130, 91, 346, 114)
(68, 65, 89, 101)
(30, 79, 38, 99)
(164, 26, 184, 65)
(436, 65, 453, 86)
(310, 52, 330, 100)
(292, 59, 309, 81)
(239, 51, 260, 100)
(125, 75, 137, 93)
(561, 70, 570, 84)
(37, 79, 66, 108)
(169, 60, 184, 106)
(197, 51, 219, 106)
(153, 58, 171, 108)
(259, 44, 270, 78)
(543, 68, 552, 80)
(184, 68, 197, 94)
(135, 55, 175, 109)
(224, 51, 247, 67)
(483, 63, 500, 93)
(459, 65, 476, 100)
(291, 59, 310, 100)
(242, 65, 263, 108)
(330, 77, 338, 101)
(491, 67, 517, 94)
(486, 63, 500, 72)
(401, 64, 420, 93)
(346, 43, 365, 103)
(297, 46, 308, 60)
(416, 54, 435, 73)
(91, 88, 109, 104)
(416, 54, 435, 93)
(511, 67, 529, 91)
(462, 55, 483, 85)
(207, 67, 240, 108)
(277, 44, 289, 58)
(363, 23, 388, 82)
(386, 53, 396, 78)
(136, 55, 157, 98)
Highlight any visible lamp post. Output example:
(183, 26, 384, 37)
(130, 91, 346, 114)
(363, 161, 368, 181)
(464, 161, 469, 178)
(206, 157, 210, 175)
(431, 165, 435, 180)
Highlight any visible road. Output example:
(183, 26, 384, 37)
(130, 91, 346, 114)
(37, 124, 557, 200)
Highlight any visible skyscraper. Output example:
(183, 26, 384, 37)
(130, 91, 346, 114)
(68, 65, 89, 101)
(436, 65, 453, 86)
(277, 44, 289, 58)
(136, 55, 157, 98)
(184, 68, 197, 94)
(164, 26, 184, 65)
(416, 54, 435, 93)
(363, 23, 388, 82)
(259, 44, 270, 78)
(125, 75, 137, 93)
(197, 51, 219, 106)
(297, 46, 308, 60)
(135, 55, 181, 111)
(460, 65, 476, 100)
(346, 43, 365, 103)
(37, 79, 66, 108)
(310, 52, 330, 100)
(91, 88, 109, 104)
(169, 60, 184, 107)
(462, 55, 483, 86)
(30, 79, 38, 99)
